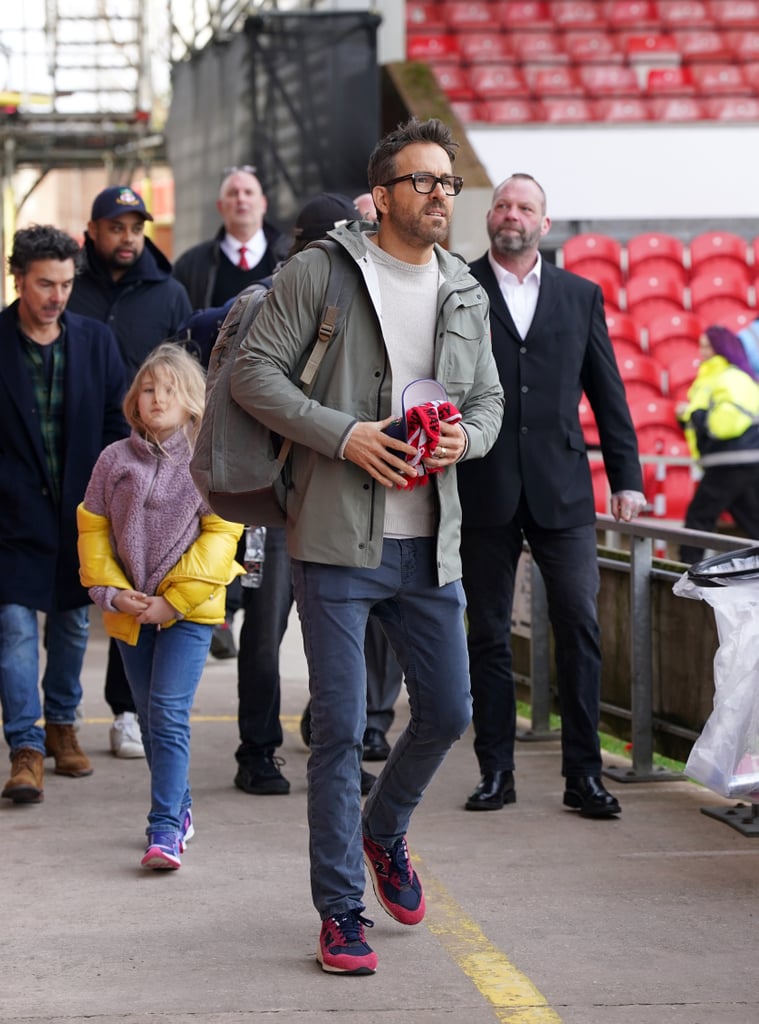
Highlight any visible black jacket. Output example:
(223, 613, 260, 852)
(458, 255, 642, 530)
(173, 223, 290, 309)
(68, 235, 192, 379)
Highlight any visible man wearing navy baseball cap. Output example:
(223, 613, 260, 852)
(67, 183, 192, 762)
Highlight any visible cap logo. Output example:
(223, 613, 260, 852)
(115, 188, 142, 208)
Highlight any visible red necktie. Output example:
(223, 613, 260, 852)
(238, 246, 249, 270)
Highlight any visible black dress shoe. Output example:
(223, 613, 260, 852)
(361, 768, 377, 796)
(465, 770, 516, 811)
(563, 775, 621, 818)
(362, 727, 391, 762)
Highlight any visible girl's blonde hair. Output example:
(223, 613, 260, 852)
(123, 343, 206, 446)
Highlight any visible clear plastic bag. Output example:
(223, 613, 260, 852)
(674, 548, 759, 801)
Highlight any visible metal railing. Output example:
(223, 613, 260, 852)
(524, 515, 755, 783)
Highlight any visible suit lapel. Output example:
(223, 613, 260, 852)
(470, 256, 521, 344)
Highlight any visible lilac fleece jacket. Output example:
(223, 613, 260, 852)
(83, 428, 211, 612)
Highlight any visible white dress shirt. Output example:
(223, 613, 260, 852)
(220, 229, 267, 268)
(488, 250, 542, 339)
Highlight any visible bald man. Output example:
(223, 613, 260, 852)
(173, 166, 289, 309)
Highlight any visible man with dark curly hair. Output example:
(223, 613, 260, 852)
(0, 225, 127, 804)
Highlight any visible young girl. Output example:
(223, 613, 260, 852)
(78, 344, 243, 869)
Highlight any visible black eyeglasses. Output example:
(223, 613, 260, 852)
(221, 164, 257, 178)
(380, 172, 464, 196)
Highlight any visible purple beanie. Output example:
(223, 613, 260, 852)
(706, 325, 757, 379)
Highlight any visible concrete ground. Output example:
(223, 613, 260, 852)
(2, 611, 758, 1024)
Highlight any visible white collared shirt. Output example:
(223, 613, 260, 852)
(220, 228, 267, 268)
(488, 250, 542, 340)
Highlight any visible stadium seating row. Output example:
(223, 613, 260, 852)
(408, 1, 759, 122)
(449, 95, 759, 123)
(408, 1, 759, 34)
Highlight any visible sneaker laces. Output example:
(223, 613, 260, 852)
(388, 837, 412, 887)
(332, 911, 374, 944)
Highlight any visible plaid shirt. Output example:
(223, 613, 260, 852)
(19, 323, 66, 505)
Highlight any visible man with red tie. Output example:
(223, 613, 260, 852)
(173, 166, 289, 309)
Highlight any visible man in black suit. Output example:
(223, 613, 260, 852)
(458, 173, 645, 819)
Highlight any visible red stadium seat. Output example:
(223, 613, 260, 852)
(476, 98, 538, 123)
(742, 62, 759, 91)
(406, 2, 449, 33)
(627, 233, 688, 284)
(617, 351, 666, 402)
(673, 30, 732, 61)
(407, 34, 461, 63)
(562, 32, 625, 64)
(606, 310, 644, 347)
(496, 1, 554, 29)
(666, 352, 702, 401)
(551, 1, 606, 28)
(562, 233, 623, 273)
(644, 466, 697, 522)
(657, 1, 714, 28)
(612, 336, 645, 363)
(450, 100, 481, 123)
(604, 2, 660, 29)
(591, 460, 611, 513)
(537, 96, 598, 121)
(690, 271, 754, 323)
(725, 30, 759, 60)
(580, 64, 641, 96)
(624, 32, 680, 66)
(689, 63, 752, 95)
(468, 64, 529, 98)
(689, 231, 751, 278)
(646, 310, 702, 365)
(593, 97, 650, 121)
(441, 2, 496, 31)
(708, 1, 759, 28)
(429, 63, 476, 100)
(456, 33, 513, 64)
(646, 67, 696, 96)
(718, 308, 759, 334)
(704, 96, 759, 120)
(629, 396, 682, 452)
(579, 394, 600, 446)
(625, 274, 687, 324)
(648, 96, 705, 121)
(507, 31, 570, 63)
(525, 65, 585, 96)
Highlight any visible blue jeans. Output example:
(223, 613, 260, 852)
(0, 604, 89, 755)
(292, 538, 472, 919)
(117, 620, 211, 835)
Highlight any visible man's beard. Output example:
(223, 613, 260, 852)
(394, 202, 450, 247)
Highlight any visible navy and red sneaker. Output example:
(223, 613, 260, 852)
(317, 910, 377, 975)
(363, 834, 426, 926)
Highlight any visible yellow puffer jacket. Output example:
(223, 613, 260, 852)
(77, 504, 243, 645)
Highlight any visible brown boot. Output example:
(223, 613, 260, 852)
(2, 748, 44, 803)
(44, 723, 93, 777)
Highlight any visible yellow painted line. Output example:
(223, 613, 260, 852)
(79, 712, 558, 1020)
(415, 854, 564, 1024)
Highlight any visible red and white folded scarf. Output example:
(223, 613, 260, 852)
(400, 400, 462, 490)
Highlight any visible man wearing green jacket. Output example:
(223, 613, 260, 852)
(232, 118, 503, 975)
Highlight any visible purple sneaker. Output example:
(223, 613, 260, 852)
(141, 831, 181, 870)
(179, 808, 194, 853)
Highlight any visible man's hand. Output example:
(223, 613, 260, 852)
(610, 489, 647, 523)
(343, 417, 420, 489)
(424, 421, 467, 468)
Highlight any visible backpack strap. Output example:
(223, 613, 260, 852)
(276, 238, 359, 466)
(298, 239, 358, 389)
